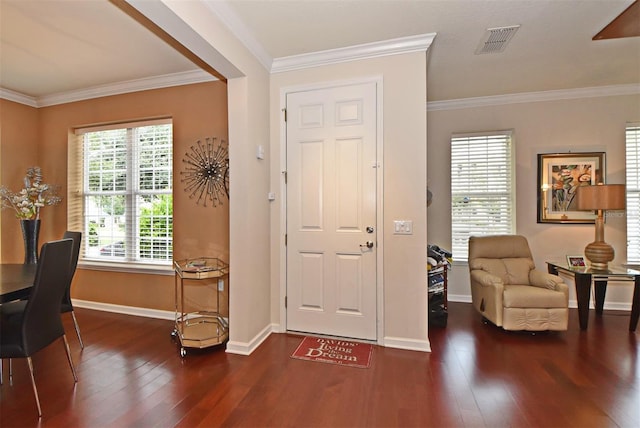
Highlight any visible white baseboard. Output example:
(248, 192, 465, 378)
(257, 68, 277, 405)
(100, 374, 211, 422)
(225, 324, 276, 356)
(72, 299, 174, 320)
(448, 294, 472, 303)
(447, 295, 632, 311)
(383, 336, 431, 353)
(74, 299, 277, 356)
(73, 301, 433, 355)
(227, 325, 434, 354)
(77, 295, 632, 357)
(591, 301, 633, 311)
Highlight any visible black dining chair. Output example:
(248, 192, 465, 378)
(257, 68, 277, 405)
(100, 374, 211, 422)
(0, 238, 78, 417)
(0, 232, 84, 384)
(62, 231, 84, 349)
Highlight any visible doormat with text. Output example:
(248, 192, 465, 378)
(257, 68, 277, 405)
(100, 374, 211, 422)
(290, 336, 373, 368)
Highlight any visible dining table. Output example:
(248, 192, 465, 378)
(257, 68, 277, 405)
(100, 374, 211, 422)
(0, 263, 37, 303)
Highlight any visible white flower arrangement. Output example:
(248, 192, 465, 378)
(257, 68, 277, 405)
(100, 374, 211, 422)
(0, 167, 62, 220)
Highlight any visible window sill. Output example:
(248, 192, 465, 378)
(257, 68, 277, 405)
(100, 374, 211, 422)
(78, 260, 174, 276)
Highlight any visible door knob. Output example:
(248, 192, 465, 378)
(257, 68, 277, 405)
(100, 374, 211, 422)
(366, 226, 374, 233)
(360, 241, 374, 249)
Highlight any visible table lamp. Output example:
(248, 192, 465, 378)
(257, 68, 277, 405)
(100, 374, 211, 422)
(576, 183, 625, 270)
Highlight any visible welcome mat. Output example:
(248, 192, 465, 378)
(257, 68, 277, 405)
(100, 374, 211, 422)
(291, 336, 373, 368)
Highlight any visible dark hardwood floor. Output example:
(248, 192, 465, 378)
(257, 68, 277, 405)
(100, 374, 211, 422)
(1, 302, 638, 427)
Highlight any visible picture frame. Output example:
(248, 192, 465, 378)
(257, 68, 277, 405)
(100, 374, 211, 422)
(566, 255, 586, 267)
(537, 152, 605, 223)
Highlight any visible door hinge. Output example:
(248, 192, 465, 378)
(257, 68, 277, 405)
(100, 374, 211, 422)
(282, 170, 287, 184)
(285, 234, 287, 245)
(285, 296, 287, 308)
(283, 108, 287, 122)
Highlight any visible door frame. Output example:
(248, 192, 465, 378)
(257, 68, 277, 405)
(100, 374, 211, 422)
(278, 76, 385, 344)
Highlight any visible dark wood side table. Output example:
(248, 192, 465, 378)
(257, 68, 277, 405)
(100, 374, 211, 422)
(546, 260, 640, 331)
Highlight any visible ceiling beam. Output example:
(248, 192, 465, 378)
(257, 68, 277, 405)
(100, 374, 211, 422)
(593, 0, 640, 40)
(110, 0, 229, 82)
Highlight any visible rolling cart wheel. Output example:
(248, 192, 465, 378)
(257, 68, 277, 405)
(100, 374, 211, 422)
(180, 347, 186, 358)
(171, 329, 178, 338)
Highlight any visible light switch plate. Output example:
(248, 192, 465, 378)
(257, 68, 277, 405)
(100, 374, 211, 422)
(393, 220, 413, 235)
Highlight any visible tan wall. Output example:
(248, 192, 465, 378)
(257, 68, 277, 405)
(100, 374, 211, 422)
(161, 0, 274, 350)
(270, 52, 429, 349)
(1, 82, 229, 311)
(0, 100, 40, 262)
(427, 93, 640, 306)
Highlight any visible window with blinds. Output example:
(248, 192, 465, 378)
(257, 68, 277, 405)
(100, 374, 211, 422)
(451, 131, 515, 261)
(626, 124, 640, 263)
(68, 118, 173, 268)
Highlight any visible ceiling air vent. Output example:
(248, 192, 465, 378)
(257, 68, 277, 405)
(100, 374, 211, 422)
(475, 25, 520, 54)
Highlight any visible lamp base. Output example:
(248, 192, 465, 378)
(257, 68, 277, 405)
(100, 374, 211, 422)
(584, 241, 614, 270)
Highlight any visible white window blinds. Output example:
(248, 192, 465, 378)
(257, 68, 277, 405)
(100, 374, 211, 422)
(69, 118, 173, 266)
(451, 131, 515, 261)
(626, 124, 640, 263)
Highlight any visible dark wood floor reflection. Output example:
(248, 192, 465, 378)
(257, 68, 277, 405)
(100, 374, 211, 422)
(1, 303, 638, 427)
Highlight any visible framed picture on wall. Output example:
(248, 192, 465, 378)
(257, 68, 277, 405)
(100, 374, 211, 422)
(537, 152, 605, 224)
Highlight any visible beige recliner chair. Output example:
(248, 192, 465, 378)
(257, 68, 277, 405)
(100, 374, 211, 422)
(468, 235, 569, 331)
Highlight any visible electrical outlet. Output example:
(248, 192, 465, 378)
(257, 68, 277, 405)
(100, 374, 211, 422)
(218, 279, 224, 291)
(393, 220, 413, 235)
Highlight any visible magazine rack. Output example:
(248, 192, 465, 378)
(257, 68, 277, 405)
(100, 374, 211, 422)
(172, 257, 229, 357)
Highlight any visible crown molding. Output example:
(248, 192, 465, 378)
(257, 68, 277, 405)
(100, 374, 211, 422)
(0, 70, 218, 108)
(271, 33, 436, 73)
(4, 67, 636, 113)
(36, 70, 217, 107)
(0, 88, 38, 107)
(202, 2, 434, 74)
(202, 0, 273, 71)
(427, 83, 640, 111)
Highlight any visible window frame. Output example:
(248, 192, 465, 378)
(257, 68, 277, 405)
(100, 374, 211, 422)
(626, 123, 640, 264)
(450, 130, 516, 262)
(68, 118, 174, 275)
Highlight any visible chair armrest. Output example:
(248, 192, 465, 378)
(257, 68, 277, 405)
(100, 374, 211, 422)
(471, 270, 504, 289)
(529, 269, 566, 291)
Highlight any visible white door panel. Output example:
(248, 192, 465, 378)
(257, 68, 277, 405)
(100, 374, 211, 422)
(286, 82, 377, 340)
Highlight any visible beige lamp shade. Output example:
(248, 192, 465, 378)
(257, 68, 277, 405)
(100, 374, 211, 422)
(576, 184, 625, 211)
(575, 183, 625, 270)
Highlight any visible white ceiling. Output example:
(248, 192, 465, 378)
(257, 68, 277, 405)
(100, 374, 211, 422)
(1, 0, 638, 103)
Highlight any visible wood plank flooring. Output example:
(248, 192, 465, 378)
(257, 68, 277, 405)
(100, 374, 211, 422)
(1, 302, 638, 427)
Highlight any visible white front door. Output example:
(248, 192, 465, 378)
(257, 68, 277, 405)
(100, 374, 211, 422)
(286, 81, 378, 340)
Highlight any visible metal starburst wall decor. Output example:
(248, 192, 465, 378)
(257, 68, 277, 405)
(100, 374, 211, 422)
(181, 137, 229, 207)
